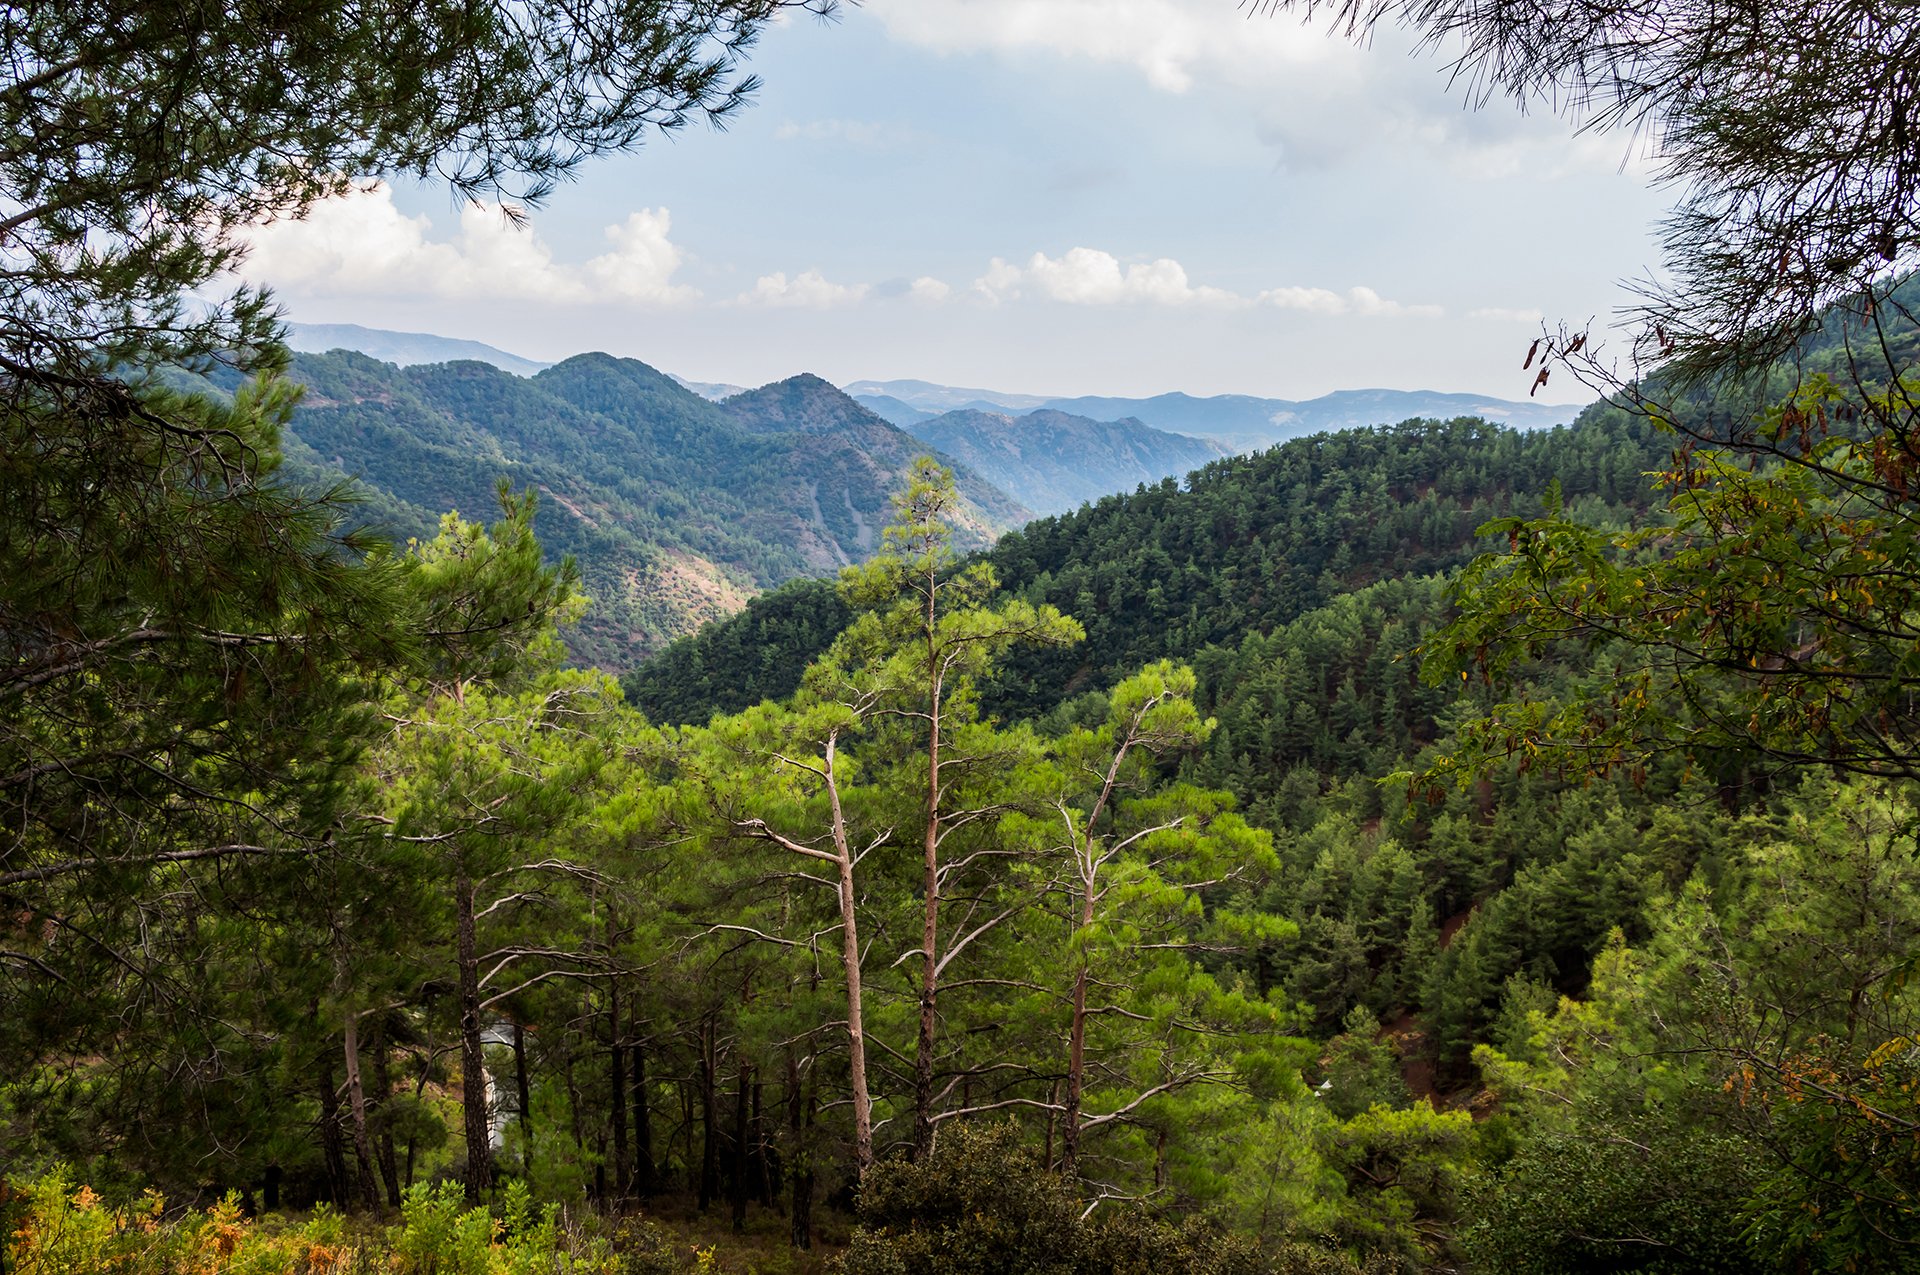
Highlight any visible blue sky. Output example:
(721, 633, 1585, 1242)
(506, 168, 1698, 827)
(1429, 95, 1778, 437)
(238, 1, 1673, 404)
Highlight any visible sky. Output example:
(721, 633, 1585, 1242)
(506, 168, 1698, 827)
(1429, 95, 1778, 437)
(234, 0, 1676, 405)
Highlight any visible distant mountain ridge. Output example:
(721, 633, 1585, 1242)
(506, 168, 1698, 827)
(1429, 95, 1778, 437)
(843, 378, 1053, 413)
(854, 380, 1577, 449)
(284, 325, 1574, 448)
(671, 373, 751, 401)
(285, 322, 550, 376)
(903, 408, 1229, 516)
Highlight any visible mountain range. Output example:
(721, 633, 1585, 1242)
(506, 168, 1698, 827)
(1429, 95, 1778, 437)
(252, 325, 1593, 669)
(849, 380, 1578, 449)
(198, 352, 1024, 667)
(287, 324, 1574, 449)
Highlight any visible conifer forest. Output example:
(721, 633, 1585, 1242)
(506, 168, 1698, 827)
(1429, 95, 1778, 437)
(5, 1, 1920, 1272)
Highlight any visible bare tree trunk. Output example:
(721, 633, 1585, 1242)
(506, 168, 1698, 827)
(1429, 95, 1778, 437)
(680, 1069, 696, 1193)
(832, 804, 875, 1173)
(342, 1009, 383, 1209)
(912, 644, 945, 1161)
(1061, 869, 1097, 1179)
(755, 730, 873, 1174)
(1059, 711, 1150, 1181)
(456, 875, 492, 1203)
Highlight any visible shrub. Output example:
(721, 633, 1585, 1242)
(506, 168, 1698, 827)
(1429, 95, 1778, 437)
(836, 1123, 1395, 1275)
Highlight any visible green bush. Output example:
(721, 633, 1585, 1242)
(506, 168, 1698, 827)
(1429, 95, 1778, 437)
(837, 1123, 1394, 1275)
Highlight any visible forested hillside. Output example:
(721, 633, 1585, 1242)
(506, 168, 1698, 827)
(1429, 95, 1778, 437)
(229, 351, 1029, 667)
(902, 407, 1228, 515)
(626, 408, 1670, 723)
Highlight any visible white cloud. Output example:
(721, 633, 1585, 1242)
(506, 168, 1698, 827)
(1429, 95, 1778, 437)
(971, 247, 1439, 316)
(910, 276, 953, 303)
(1256, 285, 1348, 315)
(976, 247, 1242, 306)
(741, 269, 870, 308)
(585, 210, 699, 304)
(1258, 283, 1442, 317)
(239, 183, 696, 305)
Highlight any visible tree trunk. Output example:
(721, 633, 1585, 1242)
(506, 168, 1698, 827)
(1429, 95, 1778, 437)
(833, 826, 875, 1173)
(370, 1019, 402, 1207)
(609, 983, 630, 1198)
(730, 1062, 752, 1233)
(632, 1033, 655, 1197)
(564, 1040, 587, 1154)
(513, 1021, 534, 1180)
(913, 656, 944, 1160)
(316, 1052, 349, 1206)
(342, 1009, 383, 1209)
(698, 1026, 718, 1211)
(752, 1077, 772, 1207)
(456, 874, 493, 1203)
(1060, 869, 1097, 1179)
(787, 1050, 814, 1251)
(680, 1070, 696, 1193)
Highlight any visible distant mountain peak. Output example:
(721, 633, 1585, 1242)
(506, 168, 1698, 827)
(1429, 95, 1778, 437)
(723, 373, 890, 435)
(670, 373, 750, 402)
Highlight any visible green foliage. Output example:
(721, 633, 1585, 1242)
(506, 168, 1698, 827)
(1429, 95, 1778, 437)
(1426, 374, 1920, 788)
(1, 1171, 624, 1275)
(839, 1124, 1392, 1275)
(1463, 776, 1920, 1272)
(1460, 1120, 1763, 1274)
(839, 1125, 1082, 1275)
(1318, 1010, 1410, 1121)
(1314, 1103, 1473, 1266)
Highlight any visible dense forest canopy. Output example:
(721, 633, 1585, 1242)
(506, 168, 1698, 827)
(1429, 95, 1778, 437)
(7, 0, 1920, 1272)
